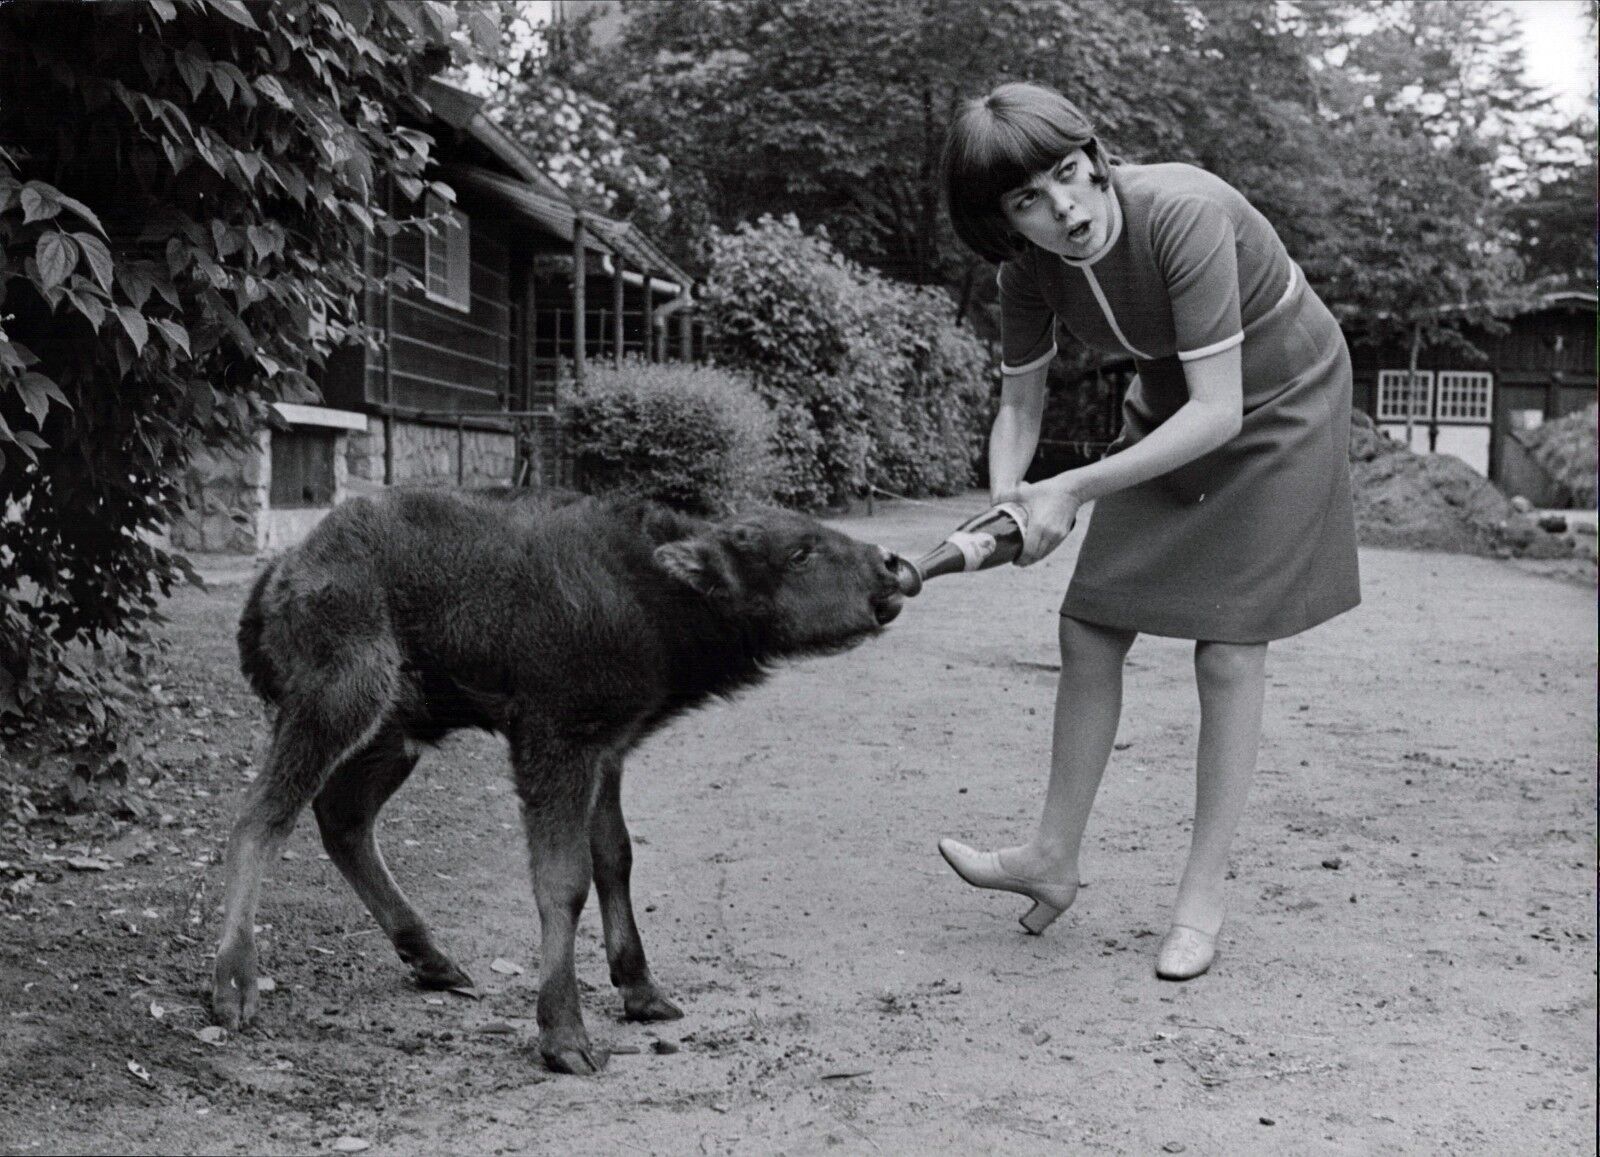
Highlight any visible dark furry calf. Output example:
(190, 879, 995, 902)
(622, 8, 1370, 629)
(212, 486, 905, 1074)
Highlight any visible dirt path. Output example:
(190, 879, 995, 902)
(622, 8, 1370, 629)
(2, 492, 1594, 1155)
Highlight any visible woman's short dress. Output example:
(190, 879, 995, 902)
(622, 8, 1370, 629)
(998, 161, 1361, 643)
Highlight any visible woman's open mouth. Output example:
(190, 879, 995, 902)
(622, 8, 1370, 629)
(1066, 220, 1092, 244)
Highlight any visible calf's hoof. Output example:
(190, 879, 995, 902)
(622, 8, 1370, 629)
(541, 1035, 610, 1076)
(396, 931, 474, 990)
(622, 984, 684, 1023)
(211, 946, 259, 1030)
(410, 954, 474, 991)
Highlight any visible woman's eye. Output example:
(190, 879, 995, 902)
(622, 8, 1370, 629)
(1014, 192, 1036, 210)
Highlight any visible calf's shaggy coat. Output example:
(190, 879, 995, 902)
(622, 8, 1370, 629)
(212, 487, 905, 1073)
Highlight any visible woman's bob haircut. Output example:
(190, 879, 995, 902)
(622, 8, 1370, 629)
(942, 81, 1114, 264)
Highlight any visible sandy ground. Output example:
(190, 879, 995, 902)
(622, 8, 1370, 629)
(1, 491, 1594, 1155)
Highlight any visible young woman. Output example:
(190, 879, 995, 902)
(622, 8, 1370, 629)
(936, 81, 1360, 979)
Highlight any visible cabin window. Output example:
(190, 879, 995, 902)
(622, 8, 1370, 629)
(270, 428, 337, 508)
(1376, 369, 1434, 421)
(1434, 371, 1493, 423)
(424, 192, 471, 313)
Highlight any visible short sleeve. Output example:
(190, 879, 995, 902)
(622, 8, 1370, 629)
(996, 259, 1057, 375)
(1153, 196, 1243, 362)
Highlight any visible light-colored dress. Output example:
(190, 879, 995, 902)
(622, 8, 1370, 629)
(999, 161, 1360, 642)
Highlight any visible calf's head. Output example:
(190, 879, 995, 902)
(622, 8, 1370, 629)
(653, 509, 905, 653)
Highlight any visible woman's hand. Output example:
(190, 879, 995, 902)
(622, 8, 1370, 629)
(1013, 475, 1083, 566)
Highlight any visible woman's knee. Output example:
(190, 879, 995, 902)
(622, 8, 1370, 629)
(1193, 640, 1267, 686)
(1059, 615, 1136, 666)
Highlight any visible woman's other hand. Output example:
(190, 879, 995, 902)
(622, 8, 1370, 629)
(1014, 476, 1083, 566)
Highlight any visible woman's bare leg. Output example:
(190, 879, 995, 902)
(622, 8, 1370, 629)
(1001, 615, 1137, 883)
(1171, 640, 1268, 934)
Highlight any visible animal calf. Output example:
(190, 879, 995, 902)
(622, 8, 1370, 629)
(211, 487, 905, 1074)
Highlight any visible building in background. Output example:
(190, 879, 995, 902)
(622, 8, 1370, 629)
(1348, 289, 1596, 493)
(172, 78, 698, 555)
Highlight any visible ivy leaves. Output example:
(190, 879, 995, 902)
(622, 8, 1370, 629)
(0, 0, 497, 755)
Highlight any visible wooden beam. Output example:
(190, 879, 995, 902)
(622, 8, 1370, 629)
(572, 212, 586, 388)
(643, 274, 655, 363)
(613, 255, 625, 370)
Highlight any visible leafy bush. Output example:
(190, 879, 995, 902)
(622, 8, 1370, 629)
(562, 359, 779, 515)
(701, 214, 991, 509)
(853, 276, 993, 499)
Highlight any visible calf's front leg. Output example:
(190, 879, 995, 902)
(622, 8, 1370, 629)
(590, 753, 682, 1023)
(514, 733, 608, 1075)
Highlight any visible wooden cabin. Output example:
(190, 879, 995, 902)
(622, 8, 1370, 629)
(1347, 289, 1596, 496)
(173, 78, 699, 554)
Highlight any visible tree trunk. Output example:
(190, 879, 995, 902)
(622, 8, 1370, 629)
(1404, 323, 1422, 450)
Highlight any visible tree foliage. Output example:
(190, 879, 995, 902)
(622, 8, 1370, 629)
(0, 0, 493, 766)
(470, 4, 674, 234)
(530, 0, 1570, 325)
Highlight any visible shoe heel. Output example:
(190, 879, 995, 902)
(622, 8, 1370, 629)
(1019, 900, 1063, 935)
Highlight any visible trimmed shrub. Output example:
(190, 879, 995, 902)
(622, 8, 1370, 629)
(561, 359, 778, 515)
(702, 214, 992, 509)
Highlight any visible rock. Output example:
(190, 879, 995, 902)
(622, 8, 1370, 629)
(651, 1039, 680, 1055)
(1497, 516, 1539, 550)
(1537, 514, 1568, 534)
(1510, 495, 1534, 513)
(1321, 857, 1343, 870)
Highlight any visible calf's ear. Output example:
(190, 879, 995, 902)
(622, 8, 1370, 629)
(654, 537, 733, 596)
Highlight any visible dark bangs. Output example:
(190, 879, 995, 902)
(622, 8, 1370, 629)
(942, 82, 1103, 264)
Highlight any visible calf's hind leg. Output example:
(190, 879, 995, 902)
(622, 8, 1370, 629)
(212, 652, 396, 1030)
(590, 752, 682, 1022)
(514, 729, 608, 1075)
(313, 727, 473, 990)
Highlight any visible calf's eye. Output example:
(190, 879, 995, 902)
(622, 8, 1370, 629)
(787, 544, 814, 569)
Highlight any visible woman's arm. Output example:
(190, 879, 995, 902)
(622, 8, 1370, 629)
(1013, 344, 1243, 565)
(988, 361, 1050, 504)
(1066, 345, 1241, 502)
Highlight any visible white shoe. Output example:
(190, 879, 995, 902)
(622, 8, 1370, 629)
(1155, 924, 1218, 980)
(937, 839, 1078, 934)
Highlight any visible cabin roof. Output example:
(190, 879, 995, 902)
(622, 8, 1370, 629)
(444, 162, 693, 291)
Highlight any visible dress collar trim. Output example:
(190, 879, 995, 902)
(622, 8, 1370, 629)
(1057, 169, 1124, 269)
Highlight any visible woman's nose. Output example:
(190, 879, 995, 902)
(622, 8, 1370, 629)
(1049, 189, 1078, 221)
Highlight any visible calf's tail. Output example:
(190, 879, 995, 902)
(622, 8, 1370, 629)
(237, 557, 282, 704)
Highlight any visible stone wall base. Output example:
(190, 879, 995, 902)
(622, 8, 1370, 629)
(170, 415, 522, 556)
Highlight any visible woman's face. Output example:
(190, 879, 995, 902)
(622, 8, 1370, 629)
(1001, 148, 1112, 259)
